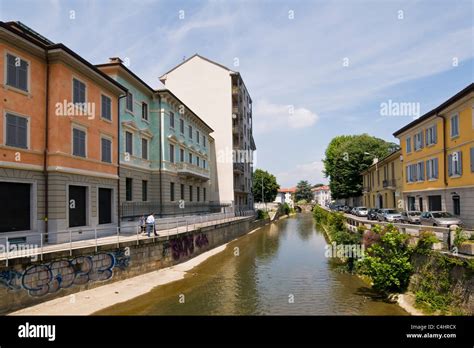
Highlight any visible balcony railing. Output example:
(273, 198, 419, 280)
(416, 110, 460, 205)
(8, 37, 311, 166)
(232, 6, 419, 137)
(121, 201, 231, 218)
(176, 162, 210, 180)
(233, 162, 244, 173)
(383, 179, 396, 188)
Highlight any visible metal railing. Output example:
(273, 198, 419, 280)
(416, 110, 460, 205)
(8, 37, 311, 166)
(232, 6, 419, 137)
(0, 210, 257, 266)
(121, 202, 232, 218)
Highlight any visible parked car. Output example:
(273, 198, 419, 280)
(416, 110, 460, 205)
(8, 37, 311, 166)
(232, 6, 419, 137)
(400, 211, 421, 224)
(420, 211, 463, 228)
(350, 207, 357, 215)
(377, 209, 402, 222)
(353, 206, 368, 217)
(367, 208, 379, 220)
(342, 206, 352, 213)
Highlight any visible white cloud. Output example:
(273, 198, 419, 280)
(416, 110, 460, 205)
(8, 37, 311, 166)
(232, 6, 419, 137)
(276, 161, 327, 187)
(253, 100, 318, 134)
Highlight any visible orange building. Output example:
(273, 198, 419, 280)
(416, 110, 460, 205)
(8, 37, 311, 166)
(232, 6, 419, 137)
(0, 22, 126, 242)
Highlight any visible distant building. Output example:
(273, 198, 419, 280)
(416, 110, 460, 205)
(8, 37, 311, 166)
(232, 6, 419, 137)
(312, 186, 331, 206)
(274, 187, 296, 208)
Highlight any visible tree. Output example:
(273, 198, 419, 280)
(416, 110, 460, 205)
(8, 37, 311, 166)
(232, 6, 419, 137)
(295, 180, 313, 202)
(323, 134, 399, 200)
(252, 169, 279, 203)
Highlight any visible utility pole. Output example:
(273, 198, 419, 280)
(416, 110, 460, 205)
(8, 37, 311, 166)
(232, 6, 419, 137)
(262, 176, 265, 211)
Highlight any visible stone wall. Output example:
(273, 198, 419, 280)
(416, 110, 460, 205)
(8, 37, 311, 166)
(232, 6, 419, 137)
(0, 217, 269, 314)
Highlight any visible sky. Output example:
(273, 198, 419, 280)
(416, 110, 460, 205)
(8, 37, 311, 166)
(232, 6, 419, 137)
(1, 0, 473, 187)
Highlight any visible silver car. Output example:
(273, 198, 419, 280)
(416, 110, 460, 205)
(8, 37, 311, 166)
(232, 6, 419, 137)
(377, 209, 402, 222)
(420, 211, 463, 228)
(354, 206, 368, 217)
(400, 211, 421, 224)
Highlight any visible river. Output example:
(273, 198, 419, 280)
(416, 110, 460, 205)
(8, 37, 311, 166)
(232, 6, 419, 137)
(97, 213, 408, 315)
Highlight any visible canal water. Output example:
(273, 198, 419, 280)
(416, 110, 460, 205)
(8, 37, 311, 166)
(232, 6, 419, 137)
(97, 213, 408, 315)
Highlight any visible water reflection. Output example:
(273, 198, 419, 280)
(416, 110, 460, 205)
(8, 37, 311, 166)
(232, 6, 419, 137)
(96, 213, 408, 315)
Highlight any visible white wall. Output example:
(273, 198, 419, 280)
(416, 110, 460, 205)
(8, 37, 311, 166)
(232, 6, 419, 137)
(162, 57, 234, 203)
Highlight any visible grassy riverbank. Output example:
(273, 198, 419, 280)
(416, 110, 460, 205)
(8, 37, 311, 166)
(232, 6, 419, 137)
(313, 206, 473, 315)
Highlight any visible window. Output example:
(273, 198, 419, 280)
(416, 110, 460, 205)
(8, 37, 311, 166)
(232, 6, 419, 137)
(179, 119, 184, 134)
(101, 95, 112, 121)
(72, 127, 86, 157)
(169, 144, 175, 163)
(180, 184, 185, 200)
(197, 157, 200, 167)
(203, 159, 206, 169)
(142, 180, 148, 201)
(203, 187, 206, 201)
(170, 182, 175, 201)
(417, 162, 425, 181)
(188, 125, 193, 139)
(142, 102, 148, 121)
(189, 185, 193, 202)
(406, 163, 418, 183)
(448, 151, 462, 177)
(196, 130, 200, 144)
(126, 92, 133, 112)
(141, 138, 148, 160)
(203, 135, 206, 147)
(426, 158, 439, 180)
(414, 131, 424, 151)
(452, 195, 460, 216)
(425, 125, 437, 146)
(180, 148, 184, 162)
(6, 53, 28, 91)
(406, 136, 412, 153)
(126, 178, 132, 201)
(125, 131, 133, 155)
(470, 147, 474, 173)
(188, 153, 193, 164)
(197, 187, 200, 202)
(73, 78, 86, 106)
(101, 137, 112, 163)
(450, 114, 459, 138)
(428, 195, 442, 211)
(170, 112, 175, 128)
(5, 113, 28, 149)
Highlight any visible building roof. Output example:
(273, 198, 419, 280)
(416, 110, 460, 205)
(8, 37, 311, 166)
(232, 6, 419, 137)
(312, 185, 330, 192)
(393, 83, 474, 137)
(0, 21, 127, 94)
(278, 187, 296, 193)
(360, 149, 401, 175)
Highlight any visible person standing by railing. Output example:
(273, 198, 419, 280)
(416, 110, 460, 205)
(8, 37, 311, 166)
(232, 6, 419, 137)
(146, 213, 156, 237)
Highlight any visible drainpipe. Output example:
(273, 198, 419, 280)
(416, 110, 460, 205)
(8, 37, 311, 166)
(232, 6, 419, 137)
(117, 94, 127, 228)
(437, 113, 449, 212)
(158, 95, 163, 218)
(43, 53, 50, 242)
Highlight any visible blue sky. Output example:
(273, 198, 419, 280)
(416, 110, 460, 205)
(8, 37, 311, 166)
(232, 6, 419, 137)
(1, 0, 472, 187)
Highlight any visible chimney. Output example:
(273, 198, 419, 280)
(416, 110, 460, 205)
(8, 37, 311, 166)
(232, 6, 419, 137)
(109, 57, 123, 64)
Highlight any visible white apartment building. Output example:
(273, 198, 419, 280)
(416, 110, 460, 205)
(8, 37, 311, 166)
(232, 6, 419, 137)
(312, 185, 331, 207)
(159, 54, 256, 210)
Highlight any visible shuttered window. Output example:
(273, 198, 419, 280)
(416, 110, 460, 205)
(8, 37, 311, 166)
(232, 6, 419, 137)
(73, 78, 86, 105)
(448, 151, 462, 177)
(101, 95, 112, 120)
(101, 138, 112, 163)
(5, 113, 28, 149)
(142, 138, 148, 160)
(6, 53, 28, 91)
(73, 128, 86, 157)
(470, 147, 474, 173)
(126, 92, 133, 112)
(125, 132, 133, 155)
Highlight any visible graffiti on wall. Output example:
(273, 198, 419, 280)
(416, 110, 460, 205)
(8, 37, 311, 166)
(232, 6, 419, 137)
(163, 233, 209, 261)
(0, 249, 130, 297)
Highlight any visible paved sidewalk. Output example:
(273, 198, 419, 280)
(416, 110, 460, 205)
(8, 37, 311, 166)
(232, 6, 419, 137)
(0, 215, 252, 264)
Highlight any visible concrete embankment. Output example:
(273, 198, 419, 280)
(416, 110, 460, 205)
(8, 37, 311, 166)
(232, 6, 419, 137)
(1, 217, 270, 315)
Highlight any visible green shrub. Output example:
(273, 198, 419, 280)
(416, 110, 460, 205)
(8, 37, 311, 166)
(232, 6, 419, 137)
(280, 203, 291, 215)
(257, 209, 269, 220)
(357, 224, 412, 293)
(415, 231, 439, 255)
(453, 227, 468, 247)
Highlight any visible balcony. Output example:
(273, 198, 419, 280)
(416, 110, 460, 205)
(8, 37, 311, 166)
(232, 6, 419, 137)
(382, 179, 396, 188)
(234, 183, 246, 193)
(233, 162, 244, 174)
(176, 162, 210, 181)
(232, 86, 239, 95)
(232, 123, 240, 134)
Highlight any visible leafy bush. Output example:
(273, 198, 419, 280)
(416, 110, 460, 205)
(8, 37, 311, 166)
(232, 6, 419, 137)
(257, 209, 269, 220)
(453, 227, 469, 247)
(280, 203, 291, 215)
(415, 231, 439, 255)
(357, 224, 413, 293)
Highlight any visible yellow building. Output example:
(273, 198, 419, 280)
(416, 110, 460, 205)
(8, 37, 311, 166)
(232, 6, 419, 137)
(393, 83, 474, 227)
(362, 149, 403, 209)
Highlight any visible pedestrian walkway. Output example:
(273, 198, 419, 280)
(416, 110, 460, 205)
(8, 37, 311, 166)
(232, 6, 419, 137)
(0, 213, 255, 266)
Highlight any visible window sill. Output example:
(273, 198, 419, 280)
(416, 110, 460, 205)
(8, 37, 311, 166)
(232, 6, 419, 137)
(125, 109, 134, 116)
(3, 84, 30, 96)
(449, 174, 462, 179)
(141, 118, 150, 124)
(101, 117, 112, 123)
